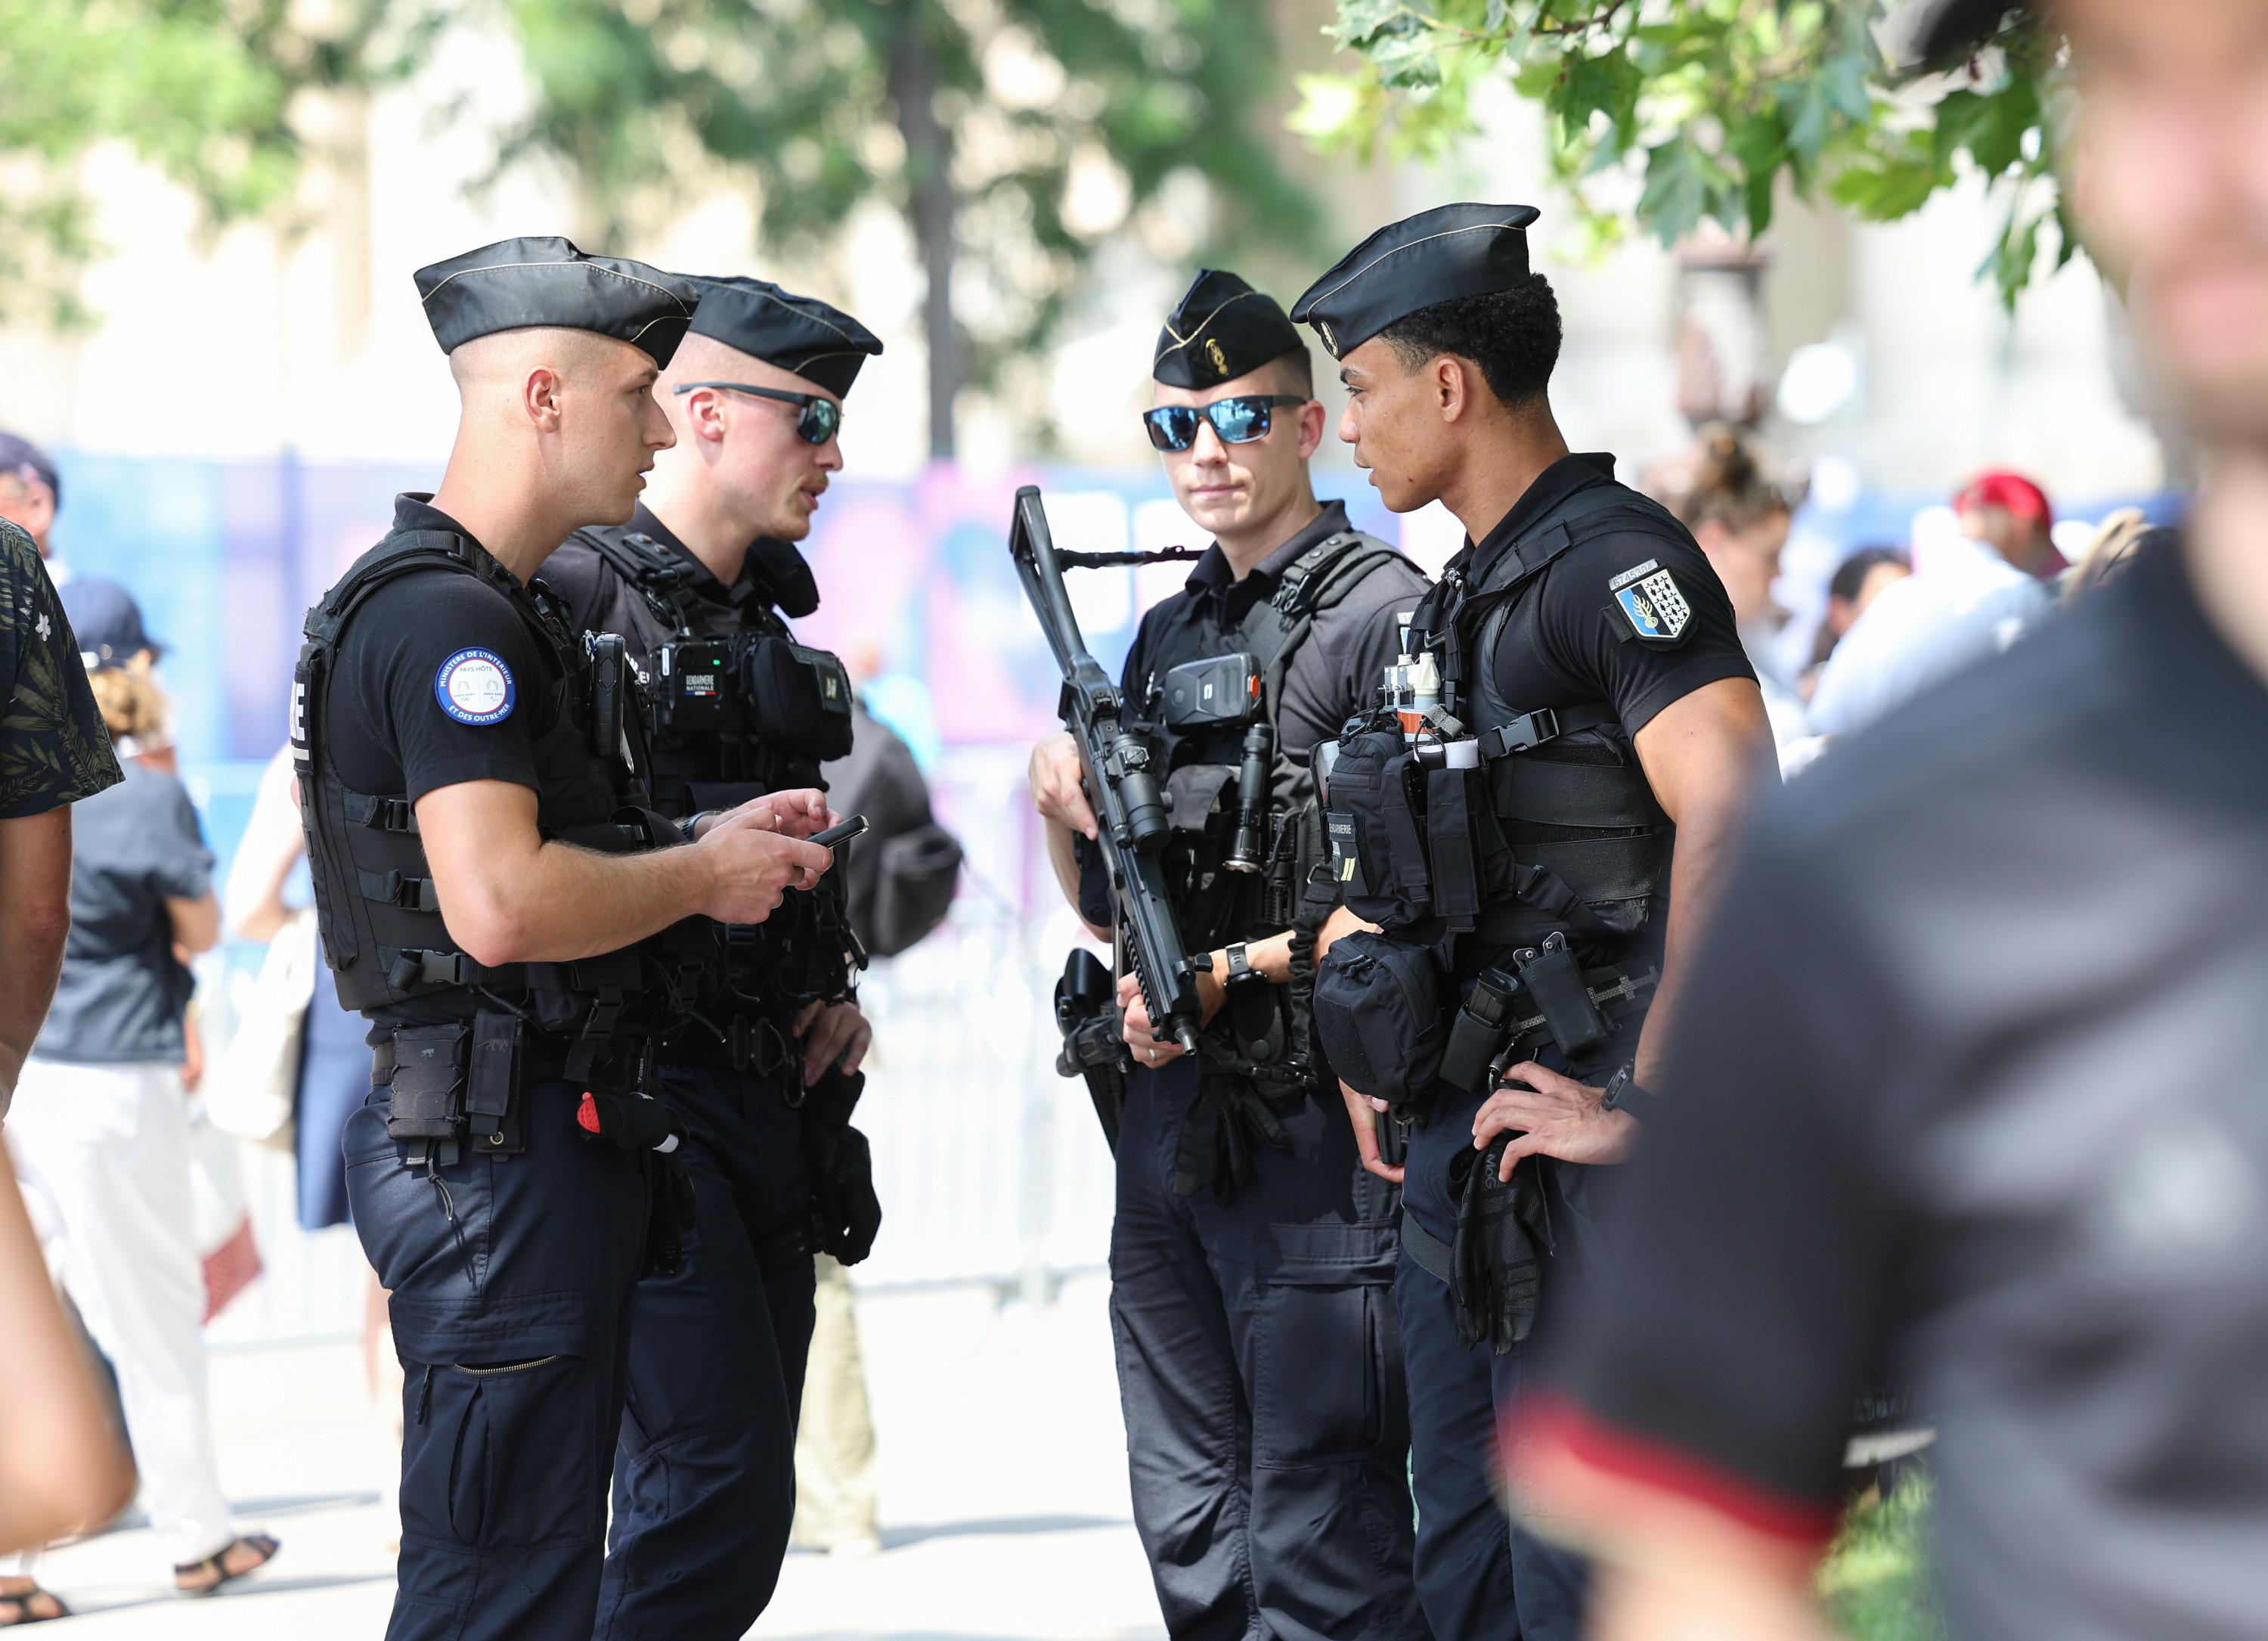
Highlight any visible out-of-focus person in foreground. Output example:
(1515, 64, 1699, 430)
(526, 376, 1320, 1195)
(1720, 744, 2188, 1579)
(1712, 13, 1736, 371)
(0, 516, 132, 1622)
(1516, 5, 2268, 1640)
(5, 577, 279, 1603)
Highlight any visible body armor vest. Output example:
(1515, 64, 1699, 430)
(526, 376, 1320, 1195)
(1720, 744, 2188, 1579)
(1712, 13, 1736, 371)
(293, 529, 714, 1086)
(565, 525, 863, 1028)
(1132, 529, 1405, 1087)
(1328, 482, 1686, 971)
(1313, 481, 1685, 1112)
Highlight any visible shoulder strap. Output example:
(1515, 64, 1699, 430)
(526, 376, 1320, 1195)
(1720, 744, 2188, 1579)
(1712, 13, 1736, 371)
(574, 526, 694, 635)
(305, 529, 569, 672)
(1424, 484, 1692, 715)
(1241, 530, 1406, 715)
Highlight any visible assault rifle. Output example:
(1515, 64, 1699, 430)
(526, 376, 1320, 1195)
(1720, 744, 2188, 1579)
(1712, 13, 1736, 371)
(1009, 484, 1203, 1056)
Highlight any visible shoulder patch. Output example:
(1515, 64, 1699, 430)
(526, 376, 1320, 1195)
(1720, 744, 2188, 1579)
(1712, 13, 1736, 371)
(434, 646, 517, 725)
(1607, 560, 1693, 647)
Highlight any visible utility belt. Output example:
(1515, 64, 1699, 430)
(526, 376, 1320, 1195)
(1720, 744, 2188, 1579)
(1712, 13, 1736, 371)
(370, 1007, 655, 1165)
(1315, 926, 1656, 1121)
(658, 1002, 807, 1089)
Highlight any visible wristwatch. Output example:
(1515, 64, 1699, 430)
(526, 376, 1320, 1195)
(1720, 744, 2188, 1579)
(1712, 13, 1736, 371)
(1222, 941, 1263, 990)
(1600, 1062, 1658, 1119)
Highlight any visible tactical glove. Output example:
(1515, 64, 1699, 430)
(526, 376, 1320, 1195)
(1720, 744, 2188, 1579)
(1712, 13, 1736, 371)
(1446, 1134, 1554, 1355)
(801, 1067, 881, 1265)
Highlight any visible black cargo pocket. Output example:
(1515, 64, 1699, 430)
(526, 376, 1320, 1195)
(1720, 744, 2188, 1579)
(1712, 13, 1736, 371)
(1313, 930, 1445, 1109)
(418, 1353, 597, 1549)
(1328, 724, 1431, 930)
(1251, 1222, 1397, 1468)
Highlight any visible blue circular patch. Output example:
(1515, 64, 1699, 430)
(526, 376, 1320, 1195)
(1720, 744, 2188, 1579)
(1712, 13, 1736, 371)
(434, 647, 516, 725)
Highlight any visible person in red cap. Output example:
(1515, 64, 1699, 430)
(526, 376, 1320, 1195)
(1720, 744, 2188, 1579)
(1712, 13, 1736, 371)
(1955, 468, 2066, 579)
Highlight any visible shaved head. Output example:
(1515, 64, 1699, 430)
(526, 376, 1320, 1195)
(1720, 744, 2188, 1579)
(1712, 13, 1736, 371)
(432, 324, 674, 550)
(448, 325, 642, 401)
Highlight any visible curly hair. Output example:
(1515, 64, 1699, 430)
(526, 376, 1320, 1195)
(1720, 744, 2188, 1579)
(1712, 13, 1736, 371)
(1376, 275, 1562, 408)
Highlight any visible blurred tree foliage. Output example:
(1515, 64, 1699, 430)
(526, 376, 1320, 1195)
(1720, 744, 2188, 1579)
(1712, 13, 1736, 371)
(1293, 2, 2071, 306)
(0, 0, 428, 327)
(498, 0, 1318, 456)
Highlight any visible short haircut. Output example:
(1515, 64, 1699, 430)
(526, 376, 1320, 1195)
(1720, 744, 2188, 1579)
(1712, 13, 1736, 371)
(1376, 275, 1561, 408)
(1269, 345, 1315, 398)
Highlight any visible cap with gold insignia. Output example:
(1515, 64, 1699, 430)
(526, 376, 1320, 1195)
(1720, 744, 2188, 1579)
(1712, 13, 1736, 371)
(414, 237, 699, 366)
(682, 276, 884, 399)
(1153, 270, 1303, 389)
(1290, 203, 1542, 361)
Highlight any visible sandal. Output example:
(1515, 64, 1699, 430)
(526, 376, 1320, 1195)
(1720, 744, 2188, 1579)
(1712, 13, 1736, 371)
(0, 1581, 69, 1625)
(173, 1532, 280, 1596)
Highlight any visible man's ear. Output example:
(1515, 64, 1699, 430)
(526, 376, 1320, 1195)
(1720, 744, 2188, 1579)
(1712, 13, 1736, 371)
(1296, 399, 1327, 461)
(1434, 356, 1471, 425)
(524, 365, 565, 432)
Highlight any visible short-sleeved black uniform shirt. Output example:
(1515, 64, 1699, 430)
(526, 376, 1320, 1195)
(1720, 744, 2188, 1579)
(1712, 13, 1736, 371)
(1398, 454, 1752, 1245)
(0, 518, 120, 817)
(324, 495, 569, 1038)
(1548, 538, 2268, 1639)
(1476, 454, 1753, 742)
(327, 495, 558, 810)
(1075, 498, 1433, 929)
(37, 762, 213, 1064)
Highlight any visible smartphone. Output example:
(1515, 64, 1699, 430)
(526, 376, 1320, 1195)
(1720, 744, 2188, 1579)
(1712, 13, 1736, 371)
(810, 814, 869, 852)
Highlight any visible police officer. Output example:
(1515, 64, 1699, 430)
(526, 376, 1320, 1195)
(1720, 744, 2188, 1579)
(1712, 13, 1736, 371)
(541, 275, 884, 1636)
(1027, 271, 1432, 1641)
(1290, 206, 1774, 1640)
(298, 238, 835, 1639)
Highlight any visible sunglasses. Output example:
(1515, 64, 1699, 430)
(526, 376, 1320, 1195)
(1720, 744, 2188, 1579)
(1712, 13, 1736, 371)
(674, 381, 843, 445)
(1142, 395, 1306, 453)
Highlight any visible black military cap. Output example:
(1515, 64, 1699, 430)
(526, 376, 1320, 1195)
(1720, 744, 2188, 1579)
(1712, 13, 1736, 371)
(1152, 270, 1303, 389)
(414, 237, 698, 366)
(1912, 0, 2032, 64)
(683, 277, 884, 399)
(1291, 203, 1542, 361)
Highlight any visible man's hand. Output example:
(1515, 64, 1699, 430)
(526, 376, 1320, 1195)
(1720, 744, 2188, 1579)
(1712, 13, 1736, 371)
(1116, 970, 1215, 1068)
(1030, 732, 1097, 840)
(1472, 1062, 1638, 1179)
(723, 787, 835, 842)
(793, 1000, 872, 1086)
(1342, 1080, 1405, 1183)
(693, 810, 832, 925)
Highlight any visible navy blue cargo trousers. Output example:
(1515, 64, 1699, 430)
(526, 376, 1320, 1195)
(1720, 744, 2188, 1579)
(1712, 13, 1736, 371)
(1108, 1056, 1430, 1641)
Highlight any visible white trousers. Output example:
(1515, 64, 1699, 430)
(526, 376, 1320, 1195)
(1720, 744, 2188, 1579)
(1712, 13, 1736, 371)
(5, 1059, 233, 1568)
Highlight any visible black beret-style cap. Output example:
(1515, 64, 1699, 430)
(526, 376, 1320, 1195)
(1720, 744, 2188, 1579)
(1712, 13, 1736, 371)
(414, 237, 698, 366)
(683, 277, 884, 399)
(1153, 269, 1303, 389)
(1291, 203, 1543, 360)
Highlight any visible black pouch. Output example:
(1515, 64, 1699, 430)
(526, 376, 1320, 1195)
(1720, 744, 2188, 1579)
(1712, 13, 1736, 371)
(464, 1010, 525, 1156)
(1439, 966, 1520, 1097)
(1513, 932, 1612, 1059)
(1325, 721, 1432, 931)
(1424, 765, 1489, 923)
(386, 1023, 468, 1142)
(1312, 929, 1445, 1113)
(741, 635, 854, 761)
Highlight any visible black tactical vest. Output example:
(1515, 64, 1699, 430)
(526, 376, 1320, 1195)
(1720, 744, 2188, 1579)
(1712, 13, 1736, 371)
(563, 524, 863, 1024)
(1329, 482, 1686, 972)
(293, 530, 714, 1081)
(1131, 529, 1405, 1085)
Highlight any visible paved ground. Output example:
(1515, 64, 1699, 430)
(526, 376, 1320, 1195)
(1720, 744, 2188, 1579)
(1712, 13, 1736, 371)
(29, 1275, 1168, 1639)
